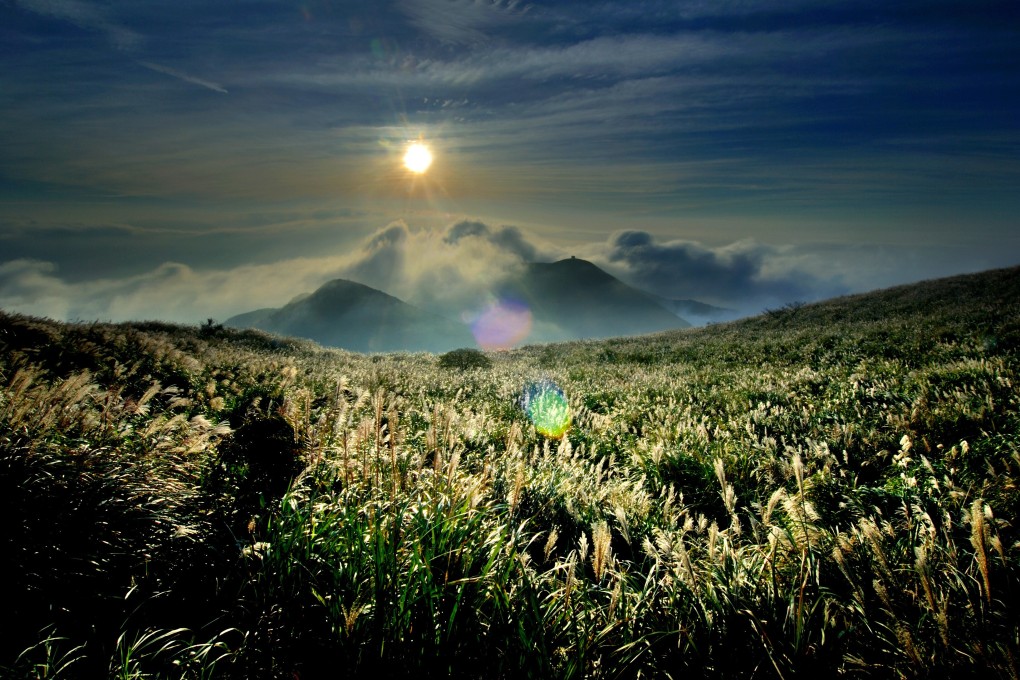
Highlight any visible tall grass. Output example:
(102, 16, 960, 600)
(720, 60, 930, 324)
(2, 265, 1019, 677)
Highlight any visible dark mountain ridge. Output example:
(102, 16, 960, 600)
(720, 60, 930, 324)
(225, 278, 474, 353)
(226, 258, 692, 352)
(502, 257, 691, 343)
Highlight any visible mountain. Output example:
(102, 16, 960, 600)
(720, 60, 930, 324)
(224, 307, 275, 329)
(225, 258, 692, 352)
(225, 279, 474, 353)
(500, 257, 691, 342)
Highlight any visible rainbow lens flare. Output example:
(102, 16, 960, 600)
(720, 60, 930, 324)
(522, 379, 571, 439)
(468, 298, 532, 350)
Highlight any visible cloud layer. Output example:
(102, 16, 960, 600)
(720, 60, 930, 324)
(0, 220, 559, 325)
(597, 230, 845, 311)
(5, 218, 992, 328)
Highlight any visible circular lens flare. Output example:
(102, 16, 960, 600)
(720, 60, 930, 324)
(522, 379, 571, 439)
(403, 142, 433, 173)
(469, 299, 532, 350)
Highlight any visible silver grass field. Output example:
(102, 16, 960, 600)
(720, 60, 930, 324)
(1, 266, 1019, 678)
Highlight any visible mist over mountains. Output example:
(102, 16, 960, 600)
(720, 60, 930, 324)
(226, 257, 701, 352)
(225, 279, 474, 353)
(654, 298, 734, 326)
(500, 258, 692, 342)
(8, 218, 982, 328)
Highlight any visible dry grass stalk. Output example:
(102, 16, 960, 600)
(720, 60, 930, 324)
(969, 499, 992, 603)
(591, 520, 613, 580)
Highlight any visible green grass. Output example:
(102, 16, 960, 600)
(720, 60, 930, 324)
(2, 265, 1019, 678)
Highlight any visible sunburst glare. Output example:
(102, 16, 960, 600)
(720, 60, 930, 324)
(403, 142, 433, 174)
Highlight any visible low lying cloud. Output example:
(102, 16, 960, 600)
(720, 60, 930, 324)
(0, 220, 561, 325)
(341, 220, 560, 318)
(0, 257, 340, 324)
(594, 230, 849, 315)
(443, 221, 541, 262)
(3, 220, 971, 329)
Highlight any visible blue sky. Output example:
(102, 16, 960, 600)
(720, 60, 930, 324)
(1, 0, 1018, 323)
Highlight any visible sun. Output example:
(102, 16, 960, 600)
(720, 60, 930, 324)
(403, 142, 433, 174)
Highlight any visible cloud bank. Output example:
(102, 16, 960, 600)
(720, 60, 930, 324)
(337, 220, 561, 319)
(595, 230, 848, 314)
(0, 218, 929, 329)
(0, 221, 560, 325)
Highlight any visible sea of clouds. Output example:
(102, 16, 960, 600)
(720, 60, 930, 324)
(0, 218, 979, 326)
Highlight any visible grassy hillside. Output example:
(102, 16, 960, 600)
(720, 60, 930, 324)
(2, 266, 1019, 678)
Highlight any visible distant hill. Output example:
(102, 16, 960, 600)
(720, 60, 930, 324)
(221, 261, 1020, 353)
(500, 257, 691, 343)
(225, 279, 474, 353)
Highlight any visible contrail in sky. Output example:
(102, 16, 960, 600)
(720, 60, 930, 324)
(139, 61, 228, 94)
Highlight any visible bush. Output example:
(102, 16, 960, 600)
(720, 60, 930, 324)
(437, 348, 493, 370)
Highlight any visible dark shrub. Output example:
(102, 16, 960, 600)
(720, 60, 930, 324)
(214, 388, 304, 521)
(438, 348, 493, 370)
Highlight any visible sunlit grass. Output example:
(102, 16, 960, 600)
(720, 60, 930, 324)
(2, 266, 1019, 677)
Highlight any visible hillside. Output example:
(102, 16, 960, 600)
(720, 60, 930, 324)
(2, 265, 1019, 678)
(579, 264, 1020, 367)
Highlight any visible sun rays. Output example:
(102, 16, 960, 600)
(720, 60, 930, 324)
(403, 142, 433, 174)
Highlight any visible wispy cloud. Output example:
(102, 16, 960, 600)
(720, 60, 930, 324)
(2, 0, 1017, 301)
(13, 0, 141, 49)
(138, 61, 228, 94)
(398, 0, 532, 45)
(257, 24, 920, 94)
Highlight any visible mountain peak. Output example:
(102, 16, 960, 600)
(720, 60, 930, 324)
(227, 261, 693, 352)
(226, 277, 473, 353)
(316, 278, 391, 297)
(533, 256, 602, 272)
(505, 259, 690, 341)
(550, 255, 595, 266)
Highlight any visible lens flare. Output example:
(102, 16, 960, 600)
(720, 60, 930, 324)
(468, 299, 532, 350)
(522, 379, 571, 439)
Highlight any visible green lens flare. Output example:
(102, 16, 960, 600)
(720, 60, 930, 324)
(522, 380, 571, 439)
